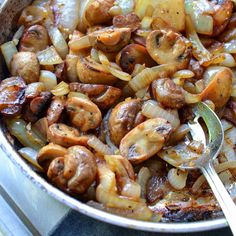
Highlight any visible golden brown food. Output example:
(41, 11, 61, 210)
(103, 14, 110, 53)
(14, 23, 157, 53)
(19, 25, 49, 53)
(113, 13, 141, 32)
(76, 56, 118, 85)
(47, 145, 97, 194)
(47, 97, 65, 125)
(146, 30, 191, 69)
(2, 0, 236, 223)
(0, 77, 26, 116)
(47, 123, 89, 147)
(69, 83, 121, 109)
(108, 99, 144, 146)
(85, 0, 114, 25)
(89, 27, 131, 53)
(116, 44, 156, 73)
(120, 118, 173, 164)
(66, 97, 102, 132)
(37, 143, 68, 170)
(152, 78, 185, 109)
(10, 52, 40, 84)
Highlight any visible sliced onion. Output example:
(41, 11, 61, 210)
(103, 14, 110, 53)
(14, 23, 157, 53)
(141, 100, 180, 128)
(90, 48, 100, 63)
(69, 35, 91, 51)
(137, 167, 151, 199)
(66, 54, 79, 82)
(47, 26, 69, 59)
(168, 168, 188, 190)
(186, 15, 218, 66)
(224, 39, 236, 54)
(167, 124, 190, 145)
(51, 81, 70, 96)
(67, 92, 89, 99)
(6, 118, 45, 150)
(219, 53, 236, 67)
(0, 41, 18, 69)
(185, 0, 214, 35)
(129, 64, 176, 92)
(192, 160, 236, 193)
(183, 90, 201, 104)
(33, 117, 49, 141)
(115, 0, 134, 15)
(221, 119, 233, 132)
(18, 147, 43, 171)
(87, 136, 113, 155)
(173, 70, 195, 79)
(121, 181, 141, 200)
(140, 16, 153, 29)
(131, 64, 145, 77)
(52, 0, 80, 36)
(37, 46, 63, 65)
(98, 50, 131, 81)
(39, 70, 57, 90)
(13, 25, 25, 41)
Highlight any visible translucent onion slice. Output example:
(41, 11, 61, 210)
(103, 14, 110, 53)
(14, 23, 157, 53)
(219, 53, 236, 67)
(137, 167, 151, 198)
(39, 70, 57, 90)
(18, 147, 43, 171)
(224, 39, 236, 54)
(141, 100, 180, 128)
(47, 26, 69, 59)
(87, 136, 113, 155)
(129, 64, 176, 92)
(192, 161, 236, 193)
(115, 0, 134, 15)
(173, 70, 195, 79)
(51, 81, 70, 96)
(13, 25, 25, 41)
(98, 50, 131, 81)
(0, 41, 18, 69)
(68, 35, 91, 51)
(37, 46, 63, 65)
(167, 168, 188, 190)
(6, 119, 45, 150)
(183, 90, 201, 104)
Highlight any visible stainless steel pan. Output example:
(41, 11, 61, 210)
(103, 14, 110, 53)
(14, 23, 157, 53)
(0, 0, 228, 233)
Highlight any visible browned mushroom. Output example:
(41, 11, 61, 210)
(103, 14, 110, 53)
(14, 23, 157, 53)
(47, 145, 97, 194)
(211, 0, 233, 36)
(108, 99, 145, 146)
(85, 0, 114, 25)
(188, 59, 204, 80)
(30, 91, 52, 116)
(146, 30, 191, 70)
(120, 118, 173, 164)
(10, 52, 40, 84)
(47, 97, 66, 125)
(19, 25, 49, 53)
(66, 97, 102, 132)
(89, 27, 131, 53)
(76, 56, 117, 85)
(200, 67, 233, 108)
(0, 77, 26, 116)
(47, 123, 89, 147)
(152, 78, 185, 109)
(223, 99, 236, 126)
(37, 143, 68, 170)
(116, 44, 156, 74)
(113, 13, 140, 32)
(69, 83, 121, 109)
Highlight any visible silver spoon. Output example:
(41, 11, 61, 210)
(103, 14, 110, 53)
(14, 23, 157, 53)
(181, 102, 236, 235)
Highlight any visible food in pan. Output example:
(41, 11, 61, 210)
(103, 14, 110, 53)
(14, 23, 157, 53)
(0, 0, 236, 222)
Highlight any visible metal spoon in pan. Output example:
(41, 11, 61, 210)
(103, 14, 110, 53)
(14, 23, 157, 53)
(180, 102, 236, 235)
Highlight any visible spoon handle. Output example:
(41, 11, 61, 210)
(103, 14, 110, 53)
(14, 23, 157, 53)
(201, 163, 236, 236)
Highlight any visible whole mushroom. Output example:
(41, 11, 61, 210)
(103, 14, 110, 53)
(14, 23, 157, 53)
(10, 52, 40, 84)
(19, 25, 49, 53)
(47, 145, 97, 194)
